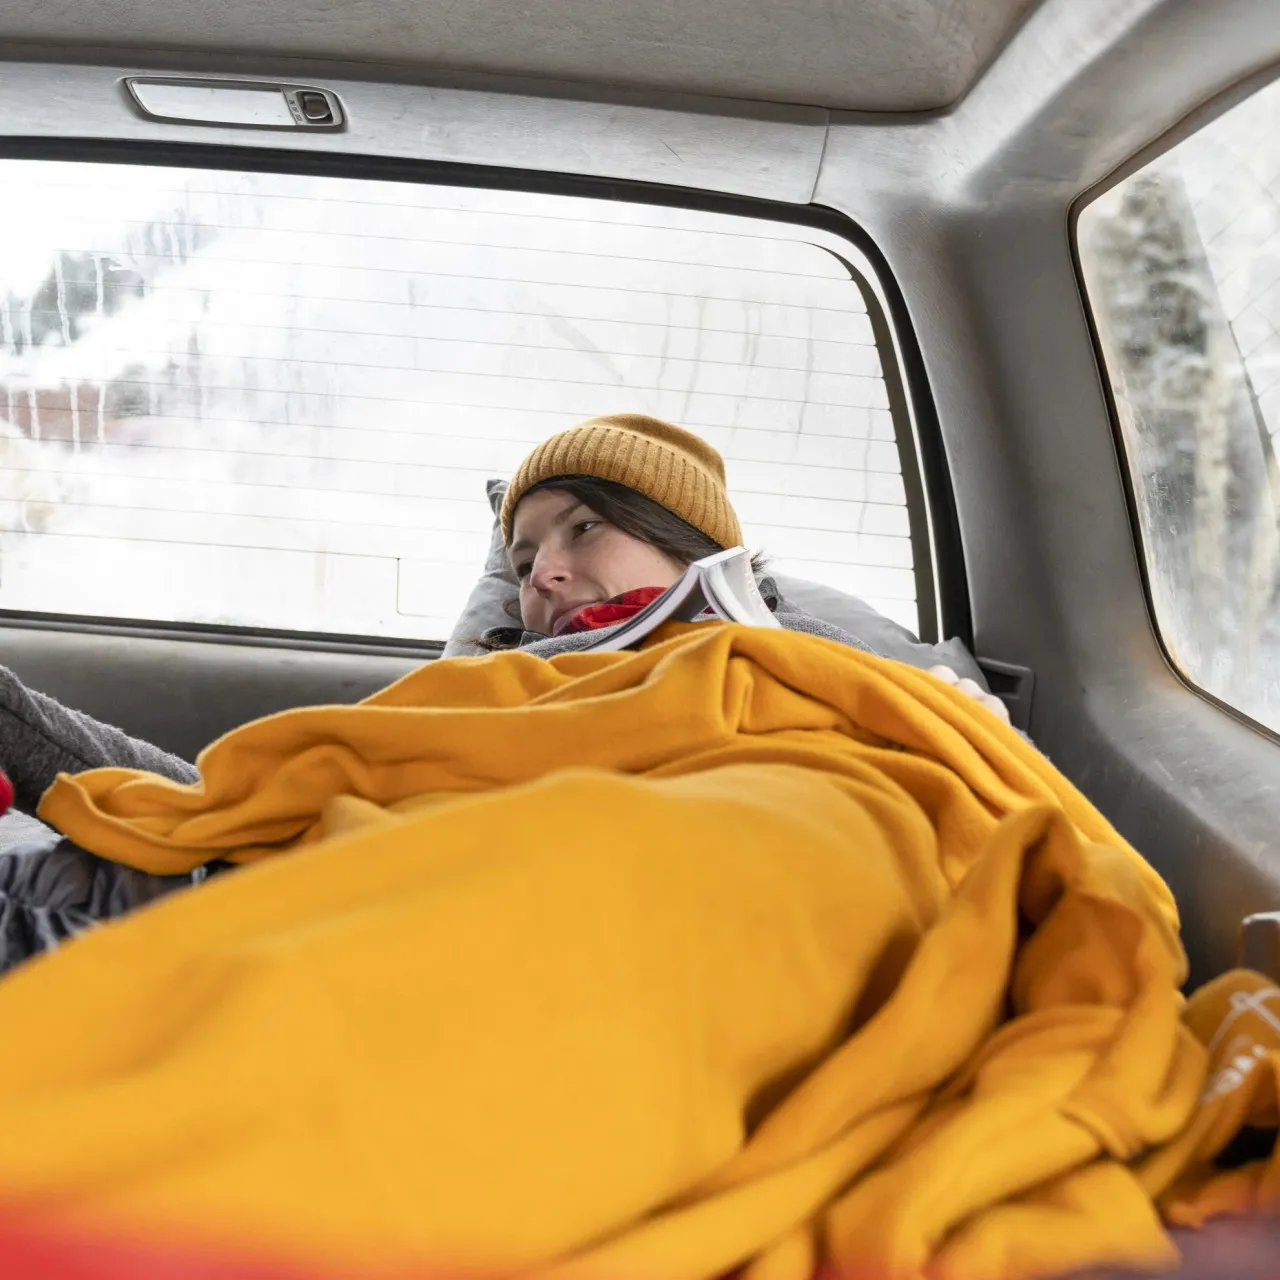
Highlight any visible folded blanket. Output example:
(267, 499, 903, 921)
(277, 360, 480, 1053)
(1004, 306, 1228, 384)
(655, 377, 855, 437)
(0, 622, 1273, 1280)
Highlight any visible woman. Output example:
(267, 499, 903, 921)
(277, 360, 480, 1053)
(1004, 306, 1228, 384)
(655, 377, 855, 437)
(0, 413, 1004, 972)
(480, 416, 1006, 727)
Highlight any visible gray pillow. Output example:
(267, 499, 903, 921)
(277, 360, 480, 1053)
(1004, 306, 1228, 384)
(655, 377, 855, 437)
(769, 573, 988, 686)
(440, 479, 988, 690)
(440, 480, 516, 658)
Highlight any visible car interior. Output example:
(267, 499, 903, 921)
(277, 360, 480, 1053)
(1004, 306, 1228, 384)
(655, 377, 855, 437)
(1, 0, 1279, 1221)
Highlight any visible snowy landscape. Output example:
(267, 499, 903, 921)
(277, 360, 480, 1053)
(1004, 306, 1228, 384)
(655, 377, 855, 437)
(0, 169, 913, 641)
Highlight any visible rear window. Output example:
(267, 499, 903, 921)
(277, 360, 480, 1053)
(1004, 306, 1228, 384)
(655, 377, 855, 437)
(1077, 75, 1280, 734)
(0, 160, 929, 643)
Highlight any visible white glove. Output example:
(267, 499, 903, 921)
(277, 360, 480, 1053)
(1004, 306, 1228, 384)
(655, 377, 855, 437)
(927, 664, 1011, 725)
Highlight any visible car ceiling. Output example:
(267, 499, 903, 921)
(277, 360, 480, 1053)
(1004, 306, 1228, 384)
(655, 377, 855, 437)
(0, 0, 1041, 112)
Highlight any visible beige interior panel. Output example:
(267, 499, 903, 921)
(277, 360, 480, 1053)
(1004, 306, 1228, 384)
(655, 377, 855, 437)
(0, 0, 1038, 112)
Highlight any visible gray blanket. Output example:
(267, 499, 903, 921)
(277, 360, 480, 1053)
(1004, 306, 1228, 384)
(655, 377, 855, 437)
(0, 663, 201, 974)
(0, 665, 196, 817)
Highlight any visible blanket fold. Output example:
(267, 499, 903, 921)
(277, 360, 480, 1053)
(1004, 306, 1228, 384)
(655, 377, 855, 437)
(0, 622, 1268, 1280)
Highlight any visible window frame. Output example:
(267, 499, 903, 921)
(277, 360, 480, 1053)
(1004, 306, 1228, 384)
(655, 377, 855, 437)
(0, 137, 963, 658)
(1070, 60, 1280, 747)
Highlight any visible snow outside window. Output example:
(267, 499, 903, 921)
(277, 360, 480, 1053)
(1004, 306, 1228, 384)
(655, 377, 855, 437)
(0, 162, 926, 643)
(1078, 74, 1280, 735)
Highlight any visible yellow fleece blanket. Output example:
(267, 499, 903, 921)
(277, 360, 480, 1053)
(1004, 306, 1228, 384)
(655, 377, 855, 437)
(0, 623, 1273, 1279)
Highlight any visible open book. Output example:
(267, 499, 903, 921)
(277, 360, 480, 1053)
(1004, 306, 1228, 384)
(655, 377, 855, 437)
(579, 547, 781, 653)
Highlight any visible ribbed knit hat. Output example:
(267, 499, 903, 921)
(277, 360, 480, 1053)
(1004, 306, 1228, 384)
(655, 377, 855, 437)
(500, 414, 743, 550)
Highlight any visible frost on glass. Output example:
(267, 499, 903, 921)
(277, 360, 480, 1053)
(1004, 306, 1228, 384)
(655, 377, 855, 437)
(0, 164, 915, 640)
(1078, 77, 1280, 733)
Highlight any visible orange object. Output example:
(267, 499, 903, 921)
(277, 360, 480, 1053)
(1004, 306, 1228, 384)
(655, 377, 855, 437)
(0, 624, 1268, 1280)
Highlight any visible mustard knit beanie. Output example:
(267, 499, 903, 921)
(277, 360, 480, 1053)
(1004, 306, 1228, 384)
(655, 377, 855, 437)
(500, 414, 743, 550)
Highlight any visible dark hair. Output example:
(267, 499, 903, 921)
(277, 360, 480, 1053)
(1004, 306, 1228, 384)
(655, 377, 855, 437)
(524, 475, 727, 565)
(473, 475, 766, 649)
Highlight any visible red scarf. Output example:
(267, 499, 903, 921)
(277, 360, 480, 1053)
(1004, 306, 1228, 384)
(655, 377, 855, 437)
(559, 587, 666, 634)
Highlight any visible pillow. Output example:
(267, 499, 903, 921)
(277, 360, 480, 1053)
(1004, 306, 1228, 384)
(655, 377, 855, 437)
(767, 574, 988, 685)
(440, 479, 989, 689)
(439, 480, 517, 658)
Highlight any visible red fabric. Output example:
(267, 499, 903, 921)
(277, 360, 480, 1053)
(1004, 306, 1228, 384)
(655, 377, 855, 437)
(0, 1216, 316, 1280)
(0, 768, 11, 817)
(7, 1215, 1280, 1280)
(560, 586, 666, 634)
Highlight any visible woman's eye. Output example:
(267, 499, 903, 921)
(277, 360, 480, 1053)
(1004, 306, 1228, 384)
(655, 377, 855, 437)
(573, 520, 599, 537)
(515, 561, 532, 580)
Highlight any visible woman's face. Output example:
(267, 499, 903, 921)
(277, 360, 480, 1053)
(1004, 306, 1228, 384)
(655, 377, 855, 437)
(509, 488, 686, 636)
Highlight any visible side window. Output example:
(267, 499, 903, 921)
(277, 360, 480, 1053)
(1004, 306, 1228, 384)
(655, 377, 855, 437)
(1078, 76, 1280, 734)
(0, 162, 931, 643)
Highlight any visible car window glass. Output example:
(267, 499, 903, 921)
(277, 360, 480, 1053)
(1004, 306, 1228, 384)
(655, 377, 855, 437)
(1078, 76, 1280, 733)
(0, 161, 927, 642)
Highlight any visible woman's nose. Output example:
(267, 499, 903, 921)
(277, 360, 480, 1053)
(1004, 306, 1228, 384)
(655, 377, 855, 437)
(529, 554, 569, 592)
